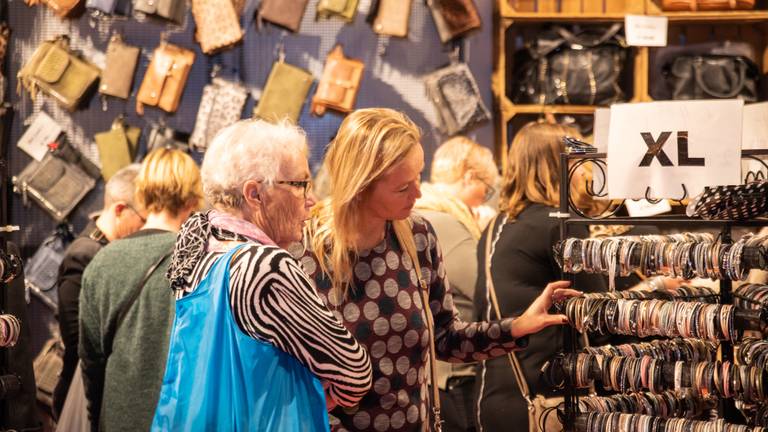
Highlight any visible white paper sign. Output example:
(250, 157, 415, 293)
(17, 111, 62, 161)
(625, 199, 672, 217)
(593, 108, 610, 153)
(625, 14, 668, 47)
(607, 100, 743, 200)
(742, 102, 768, 150)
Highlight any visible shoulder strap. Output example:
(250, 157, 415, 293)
(103, 250, 172, 358)
(395, 221, 443, 432)
(484, 214, 533, 404)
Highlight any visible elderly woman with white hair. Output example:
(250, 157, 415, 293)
(152, 119, 372, 432)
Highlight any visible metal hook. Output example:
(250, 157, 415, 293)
(449, 44, 460, 64)
(275, 31, 287, 62)
(645, 184, 687, 204)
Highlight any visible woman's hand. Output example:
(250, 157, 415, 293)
(510, 281, 582, 339)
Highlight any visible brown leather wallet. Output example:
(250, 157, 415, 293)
(369, 0, 412, 38)
(259, 0, 309, 33)
(136, 42, 195, 115)
(311, 45, 364, 116)
(428, 0, 481, 43)
(100, 35, 140, 100)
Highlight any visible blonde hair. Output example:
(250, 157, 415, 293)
(430, 136, 498, 186)
(500, 122, 580, 218)
(136, 148, 203, 216)
(308, 108, 421, 301)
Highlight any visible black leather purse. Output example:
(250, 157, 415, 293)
(511, 24, 628, 106)
(665, 54, 760, 101)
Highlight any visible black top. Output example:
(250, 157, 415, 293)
(54, 221, 107, 417)
(474, 204, 607, 397)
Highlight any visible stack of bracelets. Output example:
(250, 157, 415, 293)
(555, 233, 768, 289)
(575, 412, 766, 432)
(735, 284, 768, 310)
(583, 339, 718, 363)
(566, 353, 767, 401)
(585, 285, 719, 303)
(578, 390, 716, 419)
(565, 297, 736, 341)
(0, 314, 19, 348)
(739, 339, 768, 370)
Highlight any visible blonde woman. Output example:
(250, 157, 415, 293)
(473, 122, 608, 431)
(79, 148, 203, 432)
(414, 136, 498, 432)
(303, 108, 580, 432)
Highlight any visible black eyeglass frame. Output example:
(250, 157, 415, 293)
(274, 180, 313, 198)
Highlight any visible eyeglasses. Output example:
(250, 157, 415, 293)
(274, 180, 313, 198)
(477, 177, 496, 203)
(125, 203, 146, 224)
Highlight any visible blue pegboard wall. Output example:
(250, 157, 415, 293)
(5, 0, 494, 256)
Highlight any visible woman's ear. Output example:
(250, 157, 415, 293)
(243, 180, 262, 206)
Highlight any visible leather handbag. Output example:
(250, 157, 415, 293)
(367, 0, 412, 38)
(24, 225, 72, 306)
(12, 153, 96, 221)
(484, 215, 563, 432)
(512, 24, 627, 106)
(254, 61, 313, 124)
(424, 62, 490, 136)
(26, 0, 83, 17)
(311, 45, 364, 116)
(666, 55, 760, 101)
(94, 117, 140, 180)
(85, 0, 131, 15)
(426, 0, 481, 43)
(33, 339, 64, 408)
(648, 41, 763, 102)
(258, 0, 309, 33)
(192, 0, 243, 54)
(17, 36, 101, 111)
(661, 0, 755, 10)
(189, 77, 247, 151)
(147, 124, 190, 153)
(136, 42, 195, 115)
(133, 0, 186, 23)
(316, 0, 358, 21)
(99, 35, 140, 100)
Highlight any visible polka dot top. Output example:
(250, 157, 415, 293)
(300, 215, 527, 432)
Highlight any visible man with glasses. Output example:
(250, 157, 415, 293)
(54, 164, 146, 418)
(413, 136, 499, 432)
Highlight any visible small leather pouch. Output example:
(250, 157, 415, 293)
(136, 42, 195, 115)
(189, 78, 247, 151)
(424, 62, 490, 135)
(148, 124, 190, 153)
(368, 0, 411, 38)
(94, 117, 140, 180)
(316, 0, 358, 21)
(254, 61, 313, 124)
(99, 35, 140, 100)
(427, 0, 481, 43)
(259, 0, 309, 33)
(18, 36, 101, 111)
(311, 45, 364, 116)
(134, 0, 186, 23)
(192, 0, 243, 54)
(25, 225, 73, 300)
(37, 0, 82, 17)
(13, 153, 96, 221)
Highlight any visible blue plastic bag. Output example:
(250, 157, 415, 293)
(152, 244, 330, 432)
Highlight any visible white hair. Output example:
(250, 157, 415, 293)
(201, 119, 308, 209)
(104, 164, 140, 208)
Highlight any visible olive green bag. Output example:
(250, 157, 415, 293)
(94, 117, 140, 181)
(316, 0, 358, 21)
(254, 61, 313, 124)
(17, 36, 100, 111)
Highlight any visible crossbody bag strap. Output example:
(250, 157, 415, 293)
(484, 214, 533, 404)
(103, 250, 172, 358)
(396, 223, 443, 432)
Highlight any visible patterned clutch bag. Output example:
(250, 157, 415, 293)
(686, 181, 768, 220)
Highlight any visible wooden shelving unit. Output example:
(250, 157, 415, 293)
(492, 0, 768, 168)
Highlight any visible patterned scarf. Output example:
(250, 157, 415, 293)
(166, 210, 276, 290)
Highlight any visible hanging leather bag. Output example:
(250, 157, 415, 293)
(660, 0, 755, 11)
(311, 45, 364, 116)
(512, 24, 627, 106)
(136, 42, 195, 115)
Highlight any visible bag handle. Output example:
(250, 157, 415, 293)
(394, 221, 443, 432)
(554, 23, 622, 49)
(103, 250, 171, 358)
(693, 56, 748, 99)
(483, 214, 534, 405)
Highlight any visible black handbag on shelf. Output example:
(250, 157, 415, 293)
(665, 55, 760, 101)
(511, 23, 628, 106)
(650, 41, 764, 101)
